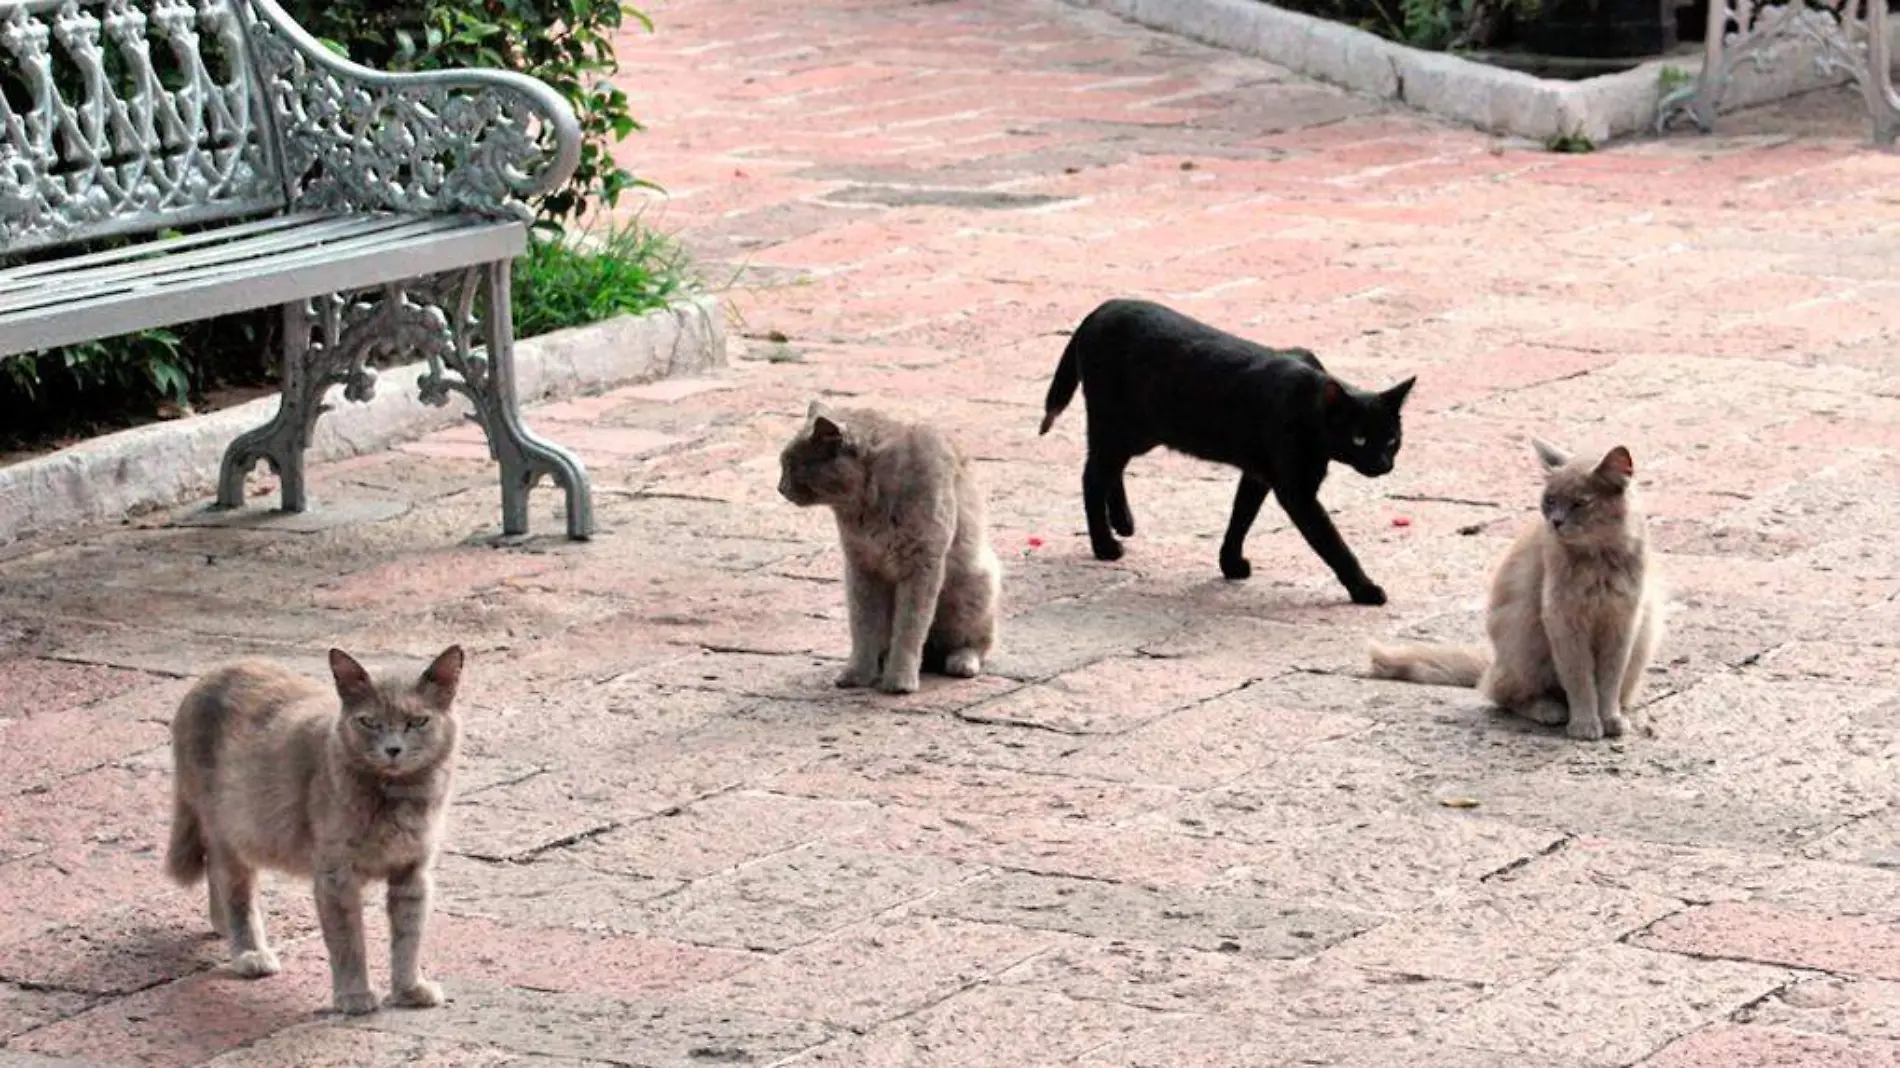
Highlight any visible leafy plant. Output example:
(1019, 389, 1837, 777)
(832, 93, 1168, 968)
(1282, 0, 1541, 50)
(1544, 130, 1597, 152)
(1657, 65, 1695, 94)
(512, 222, 691, 339)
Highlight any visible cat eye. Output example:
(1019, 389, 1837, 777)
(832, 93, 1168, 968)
(407, 717, 431, 731)
(1351, 435, 1367, 447)
(354, 715, 376, 730)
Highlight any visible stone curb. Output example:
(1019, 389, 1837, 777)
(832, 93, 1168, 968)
(1072, 0, 1891, 143)
(0, 294, 728, 547)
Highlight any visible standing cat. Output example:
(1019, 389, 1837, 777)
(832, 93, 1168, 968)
(1368, 440, 1664, 741)
(166, 645, 465, 1014)
(1039, 298, 1416, 606)
(778, 400, 1001, 694)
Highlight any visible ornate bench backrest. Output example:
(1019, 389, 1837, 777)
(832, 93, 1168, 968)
(0, 0, 287, 256)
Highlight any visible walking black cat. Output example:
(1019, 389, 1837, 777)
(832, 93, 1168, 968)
(1039, 298, 1416, 606)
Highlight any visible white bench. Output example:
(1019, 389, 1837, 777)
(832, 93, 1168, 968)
(0, 0, 596, 538)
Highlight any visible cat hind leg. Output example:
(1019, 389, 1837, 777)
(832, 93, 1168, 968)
(1082, 452, 1127, 561)
(208, 852, 279, 978)
(927, 549, 1000, 681)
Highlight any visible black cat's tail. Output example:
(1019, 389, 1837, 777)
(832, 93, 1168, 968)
(1039, 333, 1083, 436)
(1368, 642, 1487, 688)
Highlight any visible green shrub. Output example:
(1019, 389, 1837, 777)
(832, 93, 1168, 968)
(514, 223, 691, 339)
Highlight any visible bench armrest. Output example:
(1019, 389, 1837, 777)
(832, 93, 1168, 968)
(246, 0, 583, 222)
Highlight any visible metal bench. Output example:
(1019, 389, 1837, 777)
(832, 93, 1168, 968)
(0, 0, 595, 539)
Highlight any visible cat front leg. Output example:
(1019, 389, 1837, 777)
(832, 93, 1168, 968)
(384, 864, 443, 1009)
(1219, 475, 1272, 580)
(1275, 490, 1386, 605)
(881, 559, 948, 694)
(1595, 623, 1642, 739)
(314, 862, 378, 1014)
(837, 560, 892, 689)
(1545, 621, 1604, 741)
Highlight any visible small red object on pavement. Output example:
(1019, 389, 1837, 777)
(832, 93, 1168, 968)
(1026, 536, 1045, 549)
(1393, 516, 1412, 528)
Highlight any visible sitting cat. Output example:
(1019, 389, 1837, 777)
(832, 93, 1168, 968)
(1368, 439, 1664, 741)
(1039, 298, 1416, 605)
(166, 645, 466, 1014)
(778, 400, 1001, 694)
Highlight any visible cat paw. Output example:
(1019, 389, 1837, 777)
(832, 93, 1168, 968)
(1565, 716, 1606, 742)
(385, 980, 444, 1009)
(1219, 555, 1251, 580)
(1348, 582, 1387, 606)
(1109, 511, 1135, 538)
(942, 649, 982, 678)
(876, 671, 921, 695)
(1518, 698, 1569, 726)
(331, 989, 382, 1016)
(1091, 539, 1124, 562)
(1601, 711, 1629, 738)
(834, 665, 878, 689)
(230, 949, 281, 978)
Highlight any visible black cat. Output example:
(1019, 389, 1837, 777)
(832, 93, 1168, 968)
(1039, 298, 1415, 606)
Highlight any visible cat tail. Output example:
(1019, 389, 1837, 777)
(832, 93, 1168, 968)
(165, 797, 207, 886)
(1038, 334, 1082, 435)
(1367, 642, 1488, 688)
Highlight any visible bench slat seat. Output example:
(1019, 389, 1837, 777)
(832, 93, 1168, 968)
(0, 214, 523, 358)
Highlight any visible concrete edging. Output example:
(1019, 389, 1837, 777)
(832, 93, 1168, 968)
(0, 294, 727, 546)
(1073, 0, 1891, 143)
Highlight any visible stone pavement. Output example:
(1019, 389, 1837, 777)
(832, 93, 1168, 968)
(8, 0, 1900, 1064)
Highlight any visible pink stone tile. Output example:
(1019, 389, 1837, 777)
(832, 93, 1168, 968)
(0, 658, 161, 719)
(1636, 903, 1900, 981)
(611, 377, 739, 403)
(1644, 1025, 1900, 1068)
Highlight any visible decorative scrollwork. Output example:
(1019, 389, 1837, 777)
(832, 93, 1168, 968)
(244, 0, 583, 222)
(0, 0, 281, 254)
(216, 267, 594, 539)
(1657, 0, 1896, 141)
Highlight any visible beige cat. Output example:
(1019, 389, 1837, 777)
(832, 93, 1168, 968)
(166, 646, 465, 1014)
(1369, 439, 1663, 741)
(778, 400, 1001, 694)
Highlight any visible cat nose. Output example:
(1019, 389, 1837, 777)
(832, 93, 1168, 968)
(383, 745, 402, 758)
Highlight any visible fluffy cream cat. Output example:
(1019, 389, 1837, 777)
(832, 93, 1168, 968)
(1369, 439, 1664, 741)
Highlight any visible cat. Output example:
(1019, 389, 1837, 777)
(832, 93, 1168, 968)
(1039, 298, 1416, 606)
(165, 645, 465, 1015)
(1368, 439, 1664, 741)
(778, 400, 1001, 694)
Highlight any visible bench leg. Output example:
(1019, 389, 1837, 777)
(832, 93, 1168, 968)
(216, 301, 327, 513)
(464, 261, 594, 540)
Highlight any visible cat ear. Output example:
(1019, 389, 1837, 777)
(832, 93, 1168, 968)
(1382, 376, 1416, 410)
(328, 649, 376, 706)
(418, 645, 465, 709)
(806, 399, 832, 422)
(1594, 446, 1635, 488)
(810, 414, 845, 446)
(1321, 379, 1342, 407)
(1531, 438, 1571, 470)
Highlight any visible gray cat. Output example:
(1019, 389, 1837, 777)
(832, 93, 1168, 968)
(1369, 439, 1664, 740)
(778, 400, 1001, 694)
(166, 646, 465, 1014)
